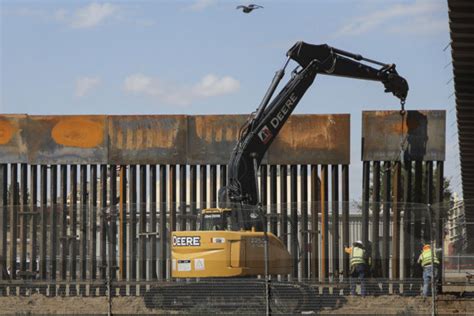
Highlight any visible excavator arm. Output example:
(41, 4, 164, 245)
(220, 41, 409, 229)
(288, 42, 408, 101)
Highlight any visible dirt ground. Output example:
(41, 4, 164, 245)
(0, 295, 166, 315)
(320, 295, 474, 315)
(0, 294, 472, 315)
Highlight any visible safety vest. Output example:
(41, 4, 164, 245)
(350, 246, 366, 266)
(420, 249, 440, 267)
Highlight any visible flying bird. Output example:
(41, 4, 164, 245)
(236, 4, 263, 14)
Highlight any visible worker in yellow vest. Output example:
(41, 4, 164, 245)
(417, 244, 440, 296)
(345, 240, 367, 296)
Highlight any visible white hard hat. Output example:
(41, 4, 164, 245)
(354, 240, 364, 247)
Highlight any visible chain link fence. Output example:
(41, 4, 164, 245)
(0, 201, 472, 315)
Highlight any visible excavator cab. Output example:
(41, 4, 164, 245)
(201, 206, 264, 231)
(171, 205, 293, 278)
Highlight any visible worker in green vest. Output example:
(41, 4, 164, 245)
(417, 244, 440, 296)
(345, 240, 367, 296)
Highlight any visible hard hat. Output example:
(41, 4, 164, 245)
(423, 244, 431, 251)
(353, 240, 364, 247)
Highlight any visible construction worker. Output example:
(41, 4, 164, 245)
(345, 240, 367, 296)
(417, 244, 440, 297)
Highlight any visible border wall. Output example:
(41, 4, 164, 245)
(0, 111, 447, 290)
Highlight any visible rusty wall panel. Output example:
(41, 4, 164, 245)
(187, 115, 247, 165)
(362, 110, 446, 161)
(3, 114, 350, 165)
(267, 114, 350, 165)
(108, 116, 187, 165)
(0, 115, 28, 163)
(26, 116, 108, 164)
(188, 114, 350, 165)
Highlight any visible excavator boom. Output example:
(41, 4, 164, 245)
(220, 41, 408, 229)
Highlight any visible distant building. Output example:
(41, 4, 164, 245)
(444, 193, 467, 255)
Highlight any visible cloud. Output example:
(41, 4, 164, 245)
(123, 73, 240, 106)
(4, 3, 153, 29)
(68, 3, 118, 28)
(75, 76, 101, 97)
(192, 74, 241, 97)
(124, 74, 158, 95)
(335, 0, 446, 37)
(185, 0, 217, 12)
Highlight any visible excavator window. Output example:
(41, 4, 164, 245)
(201, 211, 233, 231)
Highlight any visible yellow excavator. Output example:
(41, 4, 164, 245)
(171, 41, 408, 279)
(145, 41, 408, 312)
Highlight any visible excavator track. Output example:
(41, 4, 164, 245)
(143, 280, 343, 313)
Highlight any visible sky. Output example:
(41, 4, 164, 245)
(0, 0, 459, 199)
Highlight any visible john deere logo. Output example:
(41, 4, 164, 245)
(173, 236, 201, 247)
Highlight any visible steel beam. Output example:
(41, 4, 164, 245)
(290, 165, 298, 278)
(342, 165, 349, 278)
(311, 165, 319, 280)
(149, 165, 157, 280)
(9, 164, 18, 279)
(270, 165, 278, 235)
(382, 161, 391, 279)
(139, 165, 147, 281)
(371, 161, 381, 277)
(300, 165, 308, 279)
(0, 165, 6, 281)
(320, 165, 328, 281)
(159, 165, 167, 280)
(392, 162, 401, 281)
(60, 165, 68, 280)
(362, 162, 370, 247)
(331, 165, 339, 278)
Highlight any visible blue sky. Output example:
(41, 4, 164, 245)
(0, 0, 459, 199)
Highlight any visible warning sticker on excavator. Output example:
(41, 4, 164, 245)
(249, 237, 265, 247)
(177, 260, 191, 272)
(195, 258, 205, 271)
